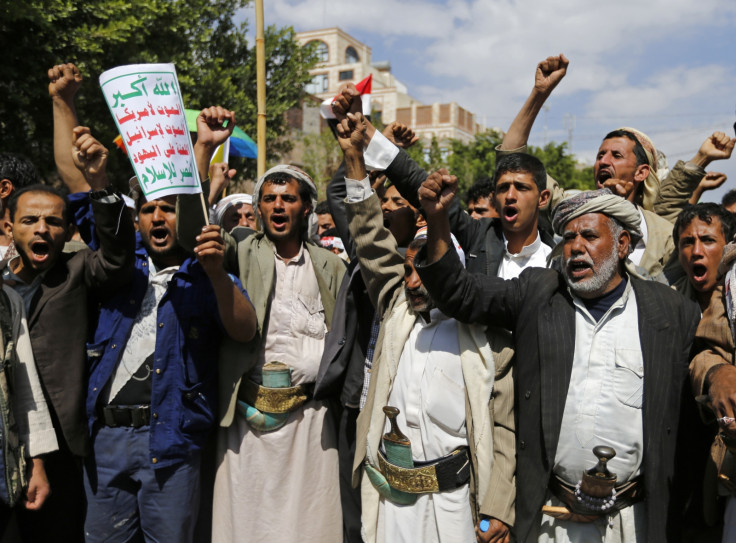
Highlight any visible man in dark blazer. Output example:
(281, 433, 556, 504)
(414, 174, 700, 543)
(3, 128, 135, 541)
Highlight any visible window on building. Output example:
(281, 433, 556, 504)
(305, 73, 329, 95)
(345, 46, 360, 64)
(306, 40, 329, 62)
(338, 70, 353, 81)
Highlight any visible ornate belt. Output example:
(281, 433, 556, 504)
(375, 447, 470, 494)
(543, 474, 645, 523)
(238, 379, 312, 414)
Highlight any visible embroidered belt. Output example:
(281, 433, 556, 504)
(375, 447, 470, 494)
(238, 379, 312, 414)
(543, 474, 645, 523)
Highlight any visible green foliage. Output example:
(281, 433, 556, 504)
(526, 141, 595, 191)
(446, 130, 503, 195)
(0, 0, 316, 187)
(299, 129, 343, 200)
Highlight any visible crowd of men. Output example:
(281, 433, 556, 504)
(0, 53, 735, 543)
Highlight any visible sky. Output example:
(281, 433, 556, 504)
(238, 0, 736, 202)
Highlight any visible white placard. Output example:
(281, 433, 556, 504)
(99, 63, 201, 199)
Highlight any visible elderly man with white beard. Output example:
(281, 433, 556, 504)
(413, 180, 702, 543)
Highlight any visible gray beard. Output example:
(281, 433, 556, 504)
(563, 245, 620, 298)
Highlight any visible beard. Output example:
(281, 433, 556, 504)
(562, 244, 620, 298)
(405, 284, 435, 314)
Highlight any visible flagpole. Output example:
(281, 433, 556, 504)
(255, 0, 266, 177)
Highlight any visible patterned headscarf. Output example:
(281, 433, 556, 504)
(552, 188, 642, 243)
(616, 127, 659, 211)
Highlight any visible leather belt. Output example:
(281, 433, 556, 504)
(376, 447, 470, 494)
(238, 379, 312, 414)
(100, 405, 150, 428)
(544, 474, 645, 522)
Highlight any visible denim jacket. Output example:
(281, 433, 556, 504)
(86, 243, 246, 469)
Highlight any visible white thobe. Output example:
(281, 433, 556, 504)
(377, 309, 474, 543)
(539, 280, 646, 543)
(213, 244, 341, 543)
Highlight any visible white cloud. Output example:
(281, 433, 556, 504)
(256, 0, 736, 192)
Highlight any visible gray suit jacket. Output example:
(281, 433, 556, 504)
(416, 248, 701, 543)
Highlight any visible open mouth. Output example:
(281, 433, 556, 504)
(150, 226, 170, 246)
(691, 263, 708, 283)
(503, 205, 518, 223)
(270, 214, 288, 232)
(30, 240, 50, 263)
(596, 169, 613, 185)
(568, 259, 592, 279)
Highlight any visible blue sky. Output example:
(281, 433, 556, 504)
(239, 0, 736, 201)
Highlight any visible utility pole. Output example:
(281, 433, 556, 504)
(543, 105, 550, 146)
(564, 113, 576, 154)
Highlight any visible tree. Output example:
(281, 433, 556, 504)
(299, 129, 343, 200)
(0, 0, 317, 187)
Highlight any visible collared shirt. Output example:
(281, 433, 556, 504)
(554, 279, 644, 485)
(629, 207, 649, 266)
(105, 258, 178, 402)
(2, 257, 46, 315)
(497, 232, 552, 280)
(258, 243, 325, 385)
(87, 243, 247, 469)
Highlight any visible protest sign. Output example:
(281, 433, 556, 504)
(99, 63, 201, 200)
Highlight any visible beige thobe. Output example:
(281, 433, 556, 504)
(213, 246, 342, 543)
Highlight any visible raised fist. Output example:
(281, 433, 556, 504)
(196, 106, 236, 149)
(534, 54, 569, 96)
(48, 63, 83, 102)
(418, 168, 458, 217)
(383, 122, 419, 149)
(72, 126, 108, 190)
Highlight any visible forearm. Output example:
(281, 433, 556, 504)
(344, 148, 366, 181)
(346, 194, 404, 314)
(209, 270, 256, 342)
(425, 210, 453, 264)
(500, 89, 549, 150)
(52, 97, 90, 193)
(194, 141, 215, 185)
(653, 160, 706, 223)
(86, 195, 136, 289)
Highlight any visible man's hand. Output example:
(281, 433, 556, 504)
(48, 63, 82, 103)
(534, 54, 569, 96)
(196, 106, 236, 150)
(708, 364, 736, 436)
(598, 178, 635, 199)
(331, 83, 363, 121)
(24, 457, 50, 510)
(382, 122, 419, 149)
(699, 171, 728, 191)
(72, 126, 109, 190)
(336, 112, 368, 154)
(336, 112, 368, 181)
(194, 225, 226, 278)
(475, 517, 511, 543)
(418, 168, 458, 218)
(691, 132, 736, 168)
(208, 163, 237, 207)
